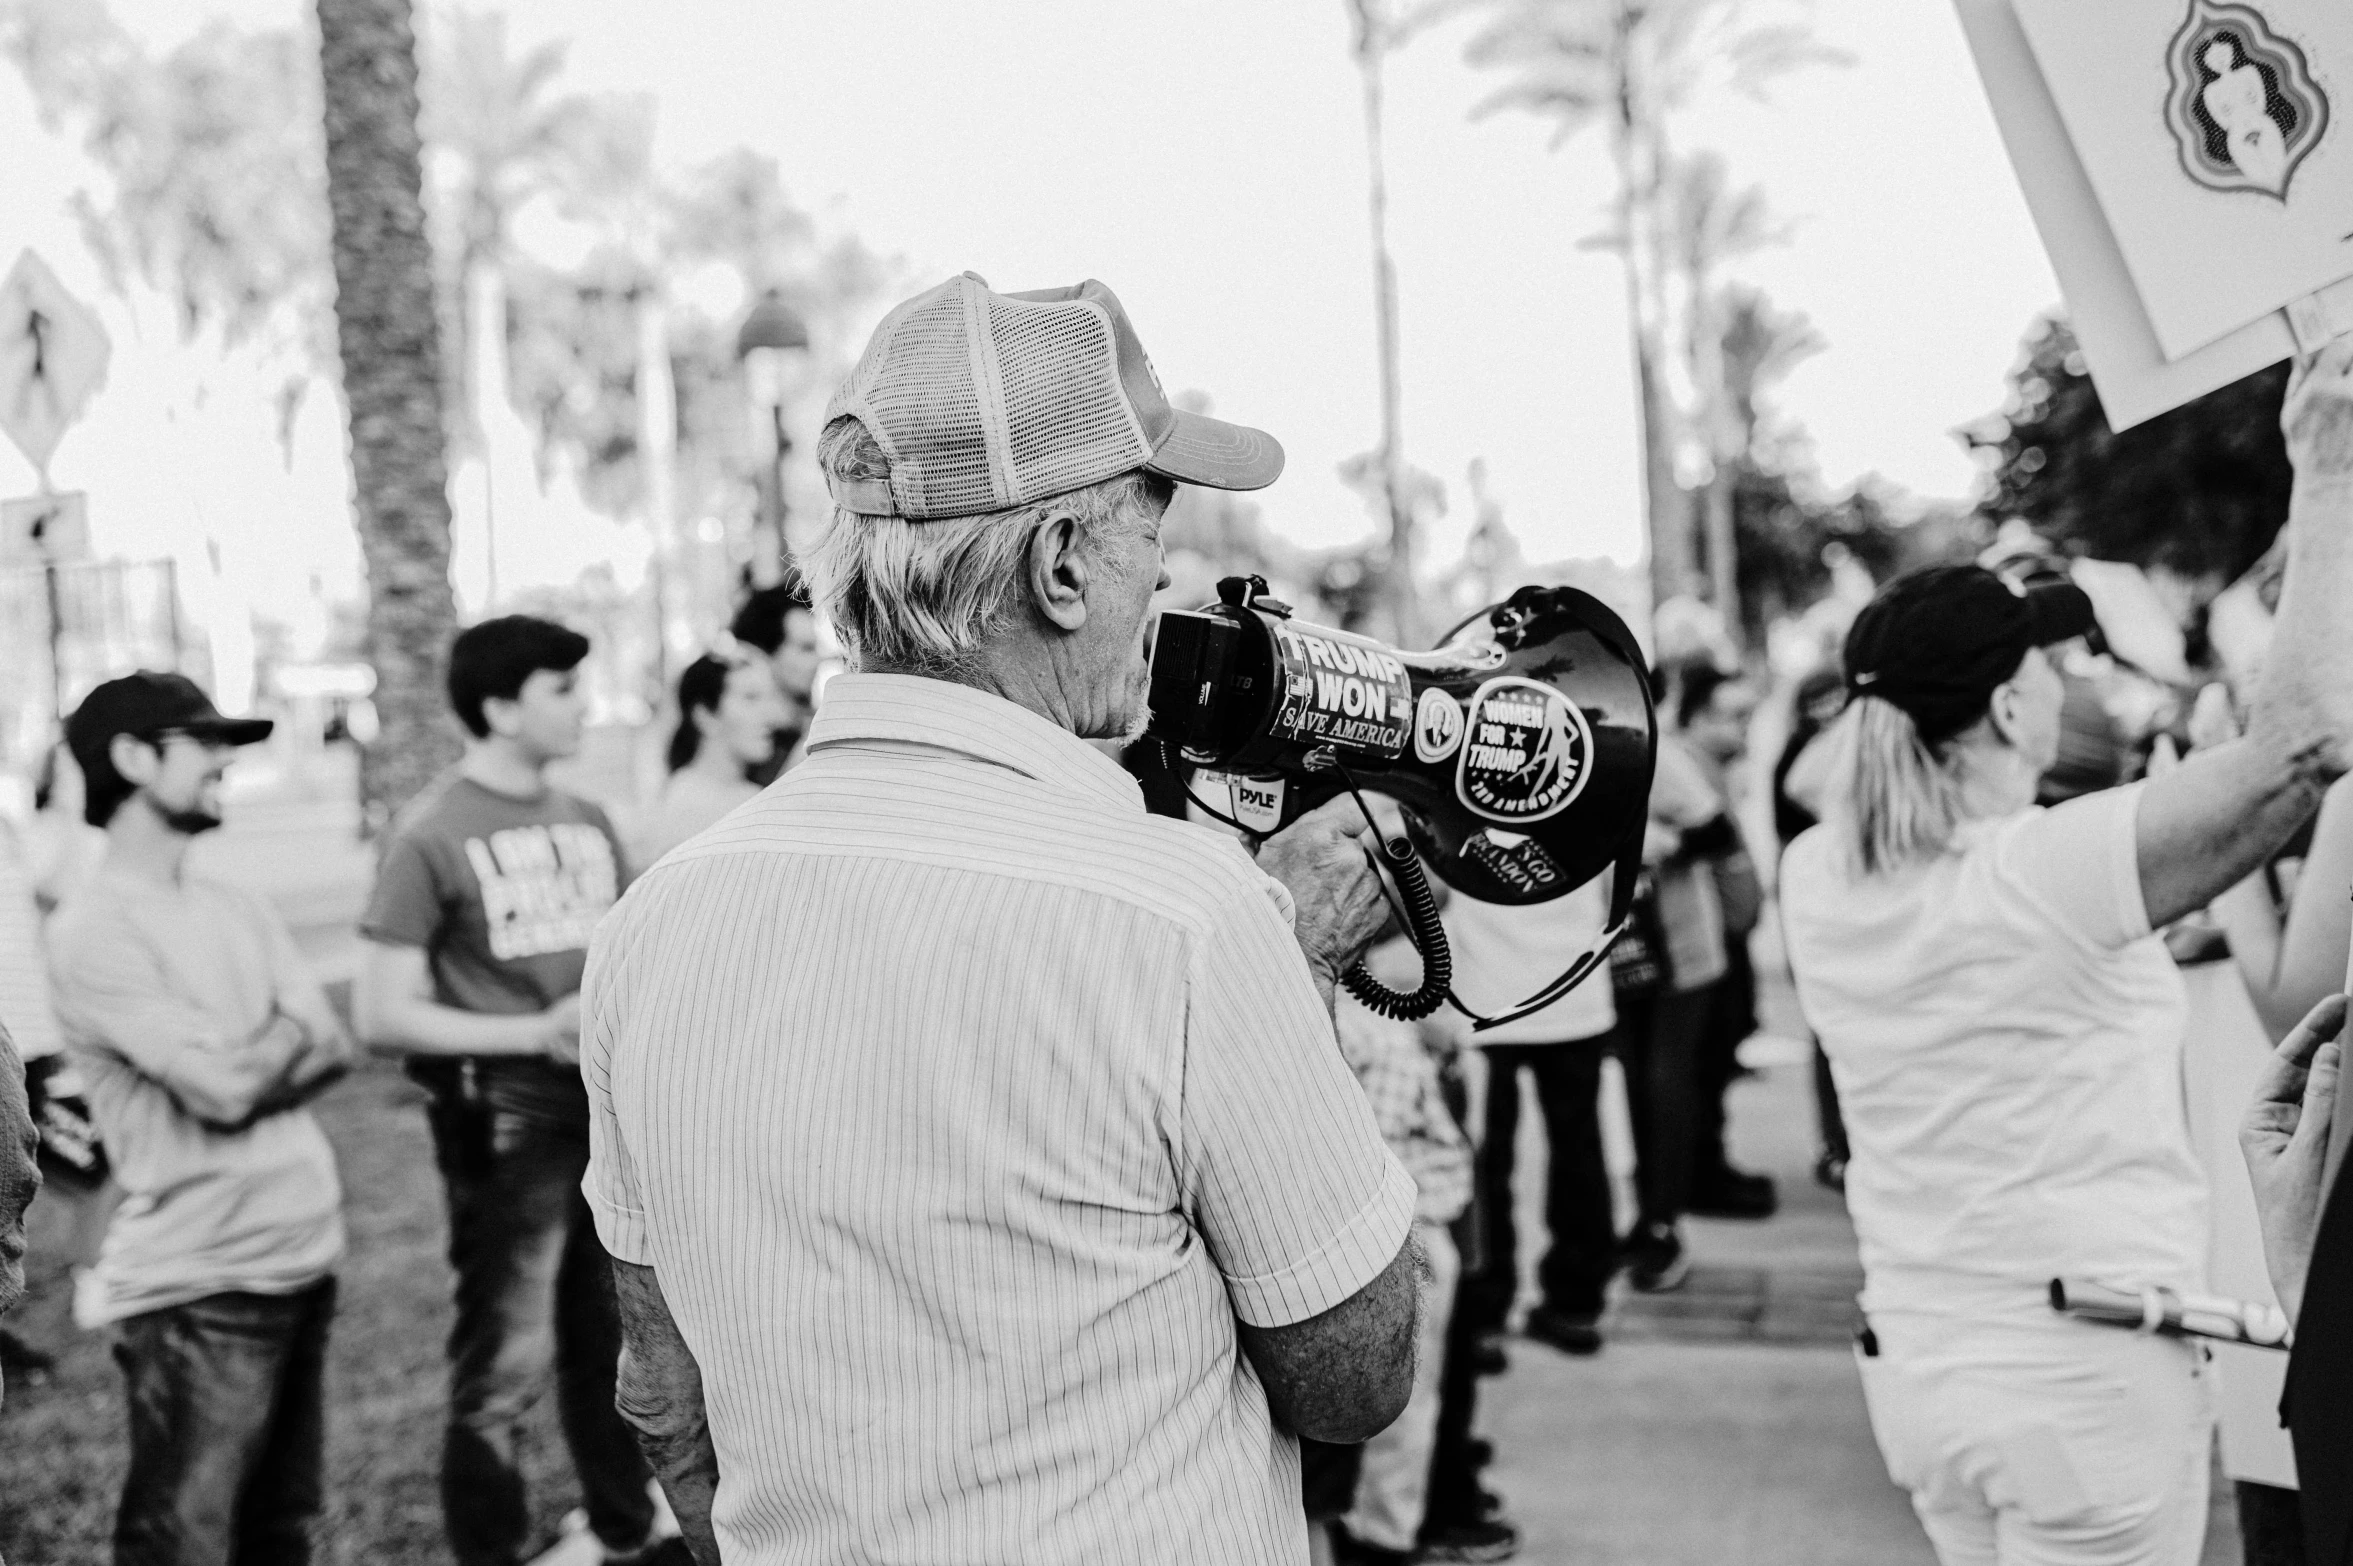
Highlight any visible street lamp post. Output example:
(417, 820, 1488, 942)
(734, 289, 811, 589)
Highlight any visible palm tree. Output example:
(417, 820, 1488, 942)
(1665, 150, 1780, 628)
(316, 0, 461, 824)
(1466, 0, 1838, 609)
(1343, 0, 1465, 646)
(556, 96, 684, 683)
(422, 9, 586, 605)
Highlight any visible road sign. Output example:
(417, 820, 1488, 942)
(1, 490, 90, 569)
(0, 250, 111, 473)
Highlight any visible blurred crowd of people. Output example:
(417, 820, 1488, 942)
(2, 282, 2351, 1566)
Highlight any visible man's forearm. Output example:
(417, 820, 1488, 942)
(360, 994, 555, 1058)
(612, 1259, 721, 1563)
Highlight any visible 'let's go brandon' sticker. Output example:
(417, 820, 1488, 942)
(1268, 622, 1412, 756)
(1456, 675, 1593, 823)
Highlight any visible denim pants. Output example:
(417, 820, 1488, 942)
(112, 1278, 336, 1566)
(428, 1098, 656, 1566)
(1461, 1039, 1618, 1331)
(1618, 983, 1716, 1230)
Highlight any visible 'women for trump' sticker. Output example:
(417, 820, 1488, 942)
(1456, 676, 1593, 824)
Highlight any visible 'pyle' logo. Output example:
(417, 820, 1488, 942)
(2164, 0, 2331, 201)
(1231, 776, 1284, 834)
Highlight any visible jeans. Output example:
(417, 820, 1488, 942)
(1694, 942, 1757, 1186)
(1426, 1071, 1489, 1533)
(428, 1097, 656, 1566)
(112, 1278, 336, 1566)
(1618, 984, 1715, 1230)
(1461, 1039, 1617, 1332)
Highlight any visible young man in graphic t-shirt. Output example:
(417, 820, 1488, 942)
(355, 617, 670, 1566)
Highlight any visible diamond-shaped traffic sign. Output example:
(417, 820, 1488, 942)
(0, 250, 111, 474)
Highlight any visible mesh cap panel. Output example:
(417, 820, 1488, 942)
(849, 288, 1001, 517)
(990, 299, 1152, 502)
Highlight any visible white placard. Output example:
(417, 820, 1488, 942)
(2012, 0, 2353, 362)
(1954, 0, 2309, 430)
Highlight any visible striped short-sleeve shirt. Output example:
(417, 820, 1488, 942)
(582, 673, 1415, 1565)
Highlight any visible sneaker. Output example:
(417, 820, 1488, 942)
(1688, 1166, 1778, 1219)
(1624, 1223, 1690, 1293)
(1417, 1514, 1521, 1563)
(1520, 1303, 1603, 1356)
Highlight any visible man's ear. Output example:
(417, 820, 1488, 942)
(1025, 511, 1091, 634)
(480, 694, 521, 739)
(108, 733, 160, 788)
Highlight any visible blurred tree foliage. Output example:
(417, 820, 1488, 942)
(0, 0, 891, 544)
(1963, 314, 2291, 585)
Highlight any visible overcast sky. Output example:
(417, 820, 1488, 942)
(1, 0, 2064, 594)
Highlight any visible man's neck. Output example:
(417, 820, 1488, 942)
(459, 738, 550, 799)
(888, 642, 1108, 740)
(103, 800, 195, 887)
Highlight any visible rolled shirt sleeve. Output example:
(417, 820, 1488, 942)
(579, 929, 651, 1265)
(1179, 883, 1417, 1329)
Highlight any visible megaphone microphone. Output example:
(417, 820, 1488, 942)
(1146, 575, 1658, 1028)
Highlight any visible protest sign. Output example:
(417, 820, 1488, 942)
(1955, 0, 2352, 429)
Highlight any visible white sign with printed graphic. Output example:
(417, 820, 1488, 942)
(2011, 0, 2353, 361)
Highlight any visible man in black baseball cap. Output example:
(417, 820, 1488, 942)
(1842, 563, 2099, 747)
(65, 671, 274, 833)
(49, 668, 351, 1559)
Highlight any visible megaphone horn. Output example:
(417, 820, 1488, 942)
(1147, 576, 1659, 1026)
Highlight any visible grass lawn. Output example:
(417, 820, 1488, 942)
(2, 1059, 588, 1564)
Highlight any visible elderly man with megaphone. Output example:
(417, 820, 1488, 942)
(579, 273, 1448, 1566)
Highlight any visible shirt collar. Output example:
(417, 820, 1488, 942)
(806, 672, 1145, 815)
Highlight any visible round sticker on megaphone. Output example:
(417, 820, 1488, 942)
(1456, 675, 1594, 824)
(1413, 688, 1465, 763)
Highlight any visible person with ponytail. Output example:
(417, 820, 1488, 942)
(636, 652, 790, 865)
(1781, 345, 2353, 1566)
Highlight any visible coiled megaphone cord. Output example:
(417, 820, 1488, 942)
(1330, 764, 1453, 1022)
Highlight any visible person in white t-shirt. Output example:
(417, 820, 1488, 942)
(1444, 880, 1619, 1358)
(1784, 348, 2353, 1566)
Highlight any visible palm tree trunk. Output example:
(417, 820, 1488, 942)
(1610, 15, 1691, 616)
(1353, 4, 1419, 647)
(316, 0, 461, 827)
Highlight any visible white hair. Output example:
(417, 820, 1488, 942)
(805, 417, 1168, 677)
